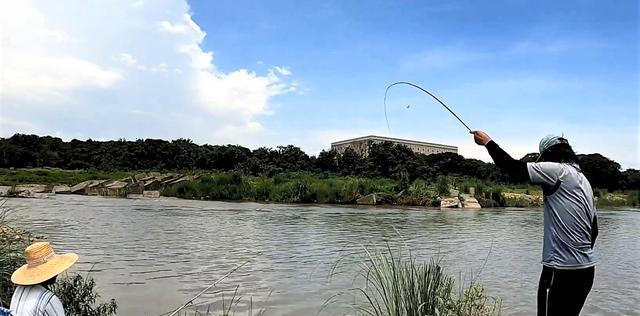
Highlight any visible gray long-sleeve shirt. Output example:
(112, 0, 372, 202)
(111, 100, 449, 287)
(485, 141, 597, 269)
(527, 162, 597, 268)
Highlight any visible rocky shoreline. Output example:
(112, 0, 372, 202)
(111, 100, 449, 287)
(0, 174, 497, 209)
(0, 172, 193, 199)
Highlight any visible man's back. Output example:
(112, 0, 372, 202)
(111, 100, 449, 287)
(10, 285, 65, 316)
(527, 162, 597, 268)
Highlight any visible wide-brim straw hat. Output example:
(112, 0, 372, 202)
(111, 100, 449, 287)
(11, 242, 78, 285)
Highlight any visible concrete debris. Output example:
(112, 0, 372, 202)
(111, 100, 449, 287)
(143, 190, 160, 198)
(356, 193, 378, 205)
(440, 197, 462, 208)
(460, 194, 482, 209)
(52, 186, 71, 194)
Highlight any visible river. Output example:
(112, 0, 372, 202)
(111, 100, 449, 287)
(6, 195, 639, 316)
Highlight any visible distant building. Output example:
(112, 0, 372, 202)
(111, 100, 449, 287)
(331, 135, 457, 157)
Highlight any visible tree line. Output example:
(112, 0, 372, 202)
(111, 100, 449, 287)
(0, 134, 637, 191)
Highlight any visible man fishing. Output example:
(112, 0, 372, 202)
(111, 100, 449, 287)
(472, 131, 598, 316)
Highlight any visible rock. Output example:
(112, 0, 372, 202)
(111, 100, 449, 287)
(0, 186, 12, 197)
(17, 191, 52, 198)
(70, 180, 93, 194)
(143, 190, 160, 198)
(15, 184, 48, 193)
(357, 193, 378, 205)
(503, 192, 542, 207)
(440, 197, 462, 208)
(53, 185, 71, 194)
(460, 194, 481, 209)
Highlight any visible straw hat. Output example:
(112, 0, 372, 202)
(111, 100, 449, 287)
(11, 242, 78, 285)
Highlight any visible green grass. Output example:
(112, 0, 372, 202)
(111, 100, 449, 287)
(0, 168, 135, 186)
(0, 203, 30, 305)
(328, 245, 501, 316)
(2, 168, 638, 207)
(162, 172, 399, 204)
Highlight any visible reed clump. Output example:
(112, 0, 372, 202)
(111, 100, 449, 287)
(332, 245, 501, 316)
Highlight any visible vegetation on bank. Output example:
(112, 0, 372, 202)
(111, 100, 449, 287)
(0, 168, 135, 186)
(159, 172, 639, 208)
(1, 168, 639, 208)
(1, 134, 638, 191)
(327, 245, 501, 316)
(0, 133, 638, 207)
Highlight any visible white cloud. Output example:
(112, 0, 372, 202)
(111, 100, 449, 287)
(158, 20, 190, 34)
(274, 66, 292, 76)
(118, 53, 138, 66)
(0, 0, 294, 146)
(3, 56, 122, 101)
(0, 1, 121, 101)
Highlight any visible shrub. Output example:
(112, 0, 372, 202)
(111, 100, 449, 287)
(437, 176, 450, 196)
(0, 202, 30, 306)
(54, 274, 117, 316)
(329, 245, 501, 316)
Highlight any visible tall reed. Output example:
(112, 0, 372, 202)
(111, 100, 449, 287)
(330, 244, 501, 316)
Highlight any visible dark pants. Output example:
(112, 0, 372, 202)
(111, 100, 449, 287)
(537, 266, 595, 316)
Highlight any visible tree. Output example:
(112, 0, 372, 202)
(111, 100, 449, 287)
(620, 169, 640, 190)
(316, 149, 339, 173)
(578, 154, 622, 191)
(338, 147, 364, 176)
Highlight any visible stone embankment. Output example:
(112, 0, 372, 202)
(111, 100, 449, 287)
(0, 173, 195, 199)
(440, 187, 482, 209)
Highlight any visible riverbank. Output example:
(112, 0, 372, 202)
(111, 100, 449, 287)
(1, 168, 638, 208)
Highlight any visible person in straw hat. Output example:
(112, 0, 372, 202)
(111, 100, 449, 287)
(9, 241, 78, 316)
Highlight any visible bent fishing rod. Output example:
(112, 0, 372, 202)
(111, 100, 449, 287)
(384, 81, 473, 134)
(162, 256, 254, 316)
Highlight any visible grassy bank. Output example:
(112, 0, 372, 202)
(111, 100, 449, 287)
(1, 168, 638, 208)
(0, 168, 135, 186)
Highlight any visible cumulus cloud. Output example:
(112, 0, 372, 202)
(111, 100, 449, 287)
(0, 0, 293, 145)
(0, 1, 121, 101)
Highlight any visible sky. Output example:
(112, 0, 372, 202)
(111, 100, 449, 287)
(1, 0, 638, 168)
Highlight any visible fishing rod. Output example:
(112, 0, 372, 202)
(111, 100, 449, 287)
(163, 257, 254, 316)
(384, 81, 472, 134)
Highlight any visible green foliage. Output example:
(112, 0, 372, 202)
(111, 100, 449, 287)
(0, 227, 29, 306)
(53, 274, 117, 316)
(395, 180, 439, 206)
(626, 191, 640, 207)
(331, 245, 501, 316)
(2, 134, 636, 192)
(437, 176, 450, 195)
(0, 168, 135, 186)
(162, 173, 398, 204)
(596, 191, 640, 207)
(577, 154, 624, 191)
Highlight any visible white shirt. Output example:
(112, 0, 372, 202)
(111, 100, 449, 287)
(9, 285, 66, 316)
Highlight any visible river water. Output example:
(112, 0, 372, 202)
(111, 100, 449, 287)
(6, 195, 639, 316)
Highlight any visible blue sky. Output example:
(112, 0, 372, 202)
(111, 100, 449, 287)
(1, 0, 638, 168)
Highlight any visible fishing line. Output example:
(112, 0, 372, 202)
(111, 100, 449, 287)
(384, 81, 472, 134)
(161, 255, 256, 316)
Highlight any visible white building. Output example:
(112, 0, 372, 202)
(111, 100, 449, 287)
(331, 135, 457, 157)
